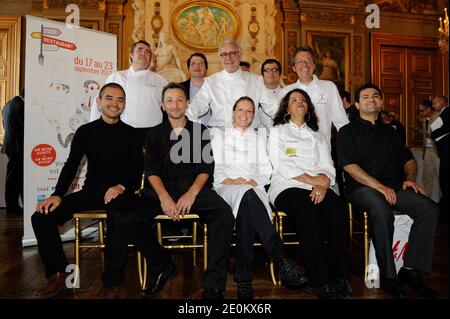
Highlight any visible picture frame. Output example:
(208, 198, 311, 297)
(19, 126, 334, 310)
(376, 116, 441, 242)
(171, 1, 240, 52)
(305, 31, 350, 92)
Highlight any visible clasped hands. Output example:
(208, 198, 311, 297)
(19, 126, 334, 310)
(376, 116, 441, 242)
(160, 189, 197, 221)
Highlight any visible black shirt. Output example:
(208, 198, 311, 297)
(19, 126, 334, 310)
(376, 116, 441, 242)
(1, 96, 24, 156)
(144, 119, 213, 196)
(345, 105, 358, 122)
(336, 116, 414, 194)
(52, 118, 143, 198)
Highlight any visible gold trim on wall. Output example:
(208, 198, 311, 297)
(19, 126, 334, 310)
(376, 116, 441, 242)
(0, 16, 21, 141)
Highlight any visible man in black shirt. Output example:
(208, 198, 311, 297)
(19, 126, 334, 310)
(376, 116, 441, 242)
(122, 83, 234, 299)
(336, 83, 439, 299)
(31, 83, 143, 299)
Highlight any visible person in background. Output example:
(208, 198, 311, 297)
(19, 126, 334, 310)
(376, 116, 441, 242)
(239, 61, 251, 72)
(417, 99, 440, 200)
(1, 88, 24, 216)
(340, 90, 358, 122)
(278, 46, 349, 150)
(186, 39, 277, 129)
(90, 40, 168, 140)
(179, 52, 210, 125)
(380, 110, 406, 145)
(430, 95, 449, 214)
(258, 58, 283, 131)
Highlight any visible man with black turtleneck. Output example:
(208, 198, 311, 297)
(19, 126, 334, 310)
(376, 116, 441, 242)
(31, 83, 143, 299)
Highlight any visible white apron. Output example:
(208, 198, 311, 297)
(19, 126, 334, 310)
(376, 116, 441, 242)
(214, 184, 272, 220)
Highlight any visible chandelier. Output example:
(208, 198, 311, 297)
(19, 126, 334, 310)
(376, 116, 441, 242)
(438, 8, 449, 53)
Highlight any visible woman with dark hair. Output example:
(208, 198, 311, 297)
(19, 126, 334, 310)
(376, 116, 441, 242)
(268, 88, 352, 299)
(210, 96, 307, 299)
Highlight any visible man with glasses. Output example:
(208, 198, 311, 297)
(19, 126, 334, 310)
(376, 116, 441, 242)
(90, 40, 168, 140)
(258, 59, 283, 130)
(279, 46, 348, 148)
(179, 52, 210, 124)
(186, 39, 277, 129)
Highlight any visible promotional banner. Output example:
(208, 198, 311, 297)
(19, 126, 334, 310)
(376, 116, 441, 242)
(23, 16, 117, 246)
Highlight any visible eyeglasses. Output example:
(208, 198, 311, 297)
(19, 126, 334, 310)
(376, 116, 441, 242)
(190, 62, 205, 67)
(263, 68, 280, 73)
(219, 51, 240, 59)
(294, 59, 314, 66)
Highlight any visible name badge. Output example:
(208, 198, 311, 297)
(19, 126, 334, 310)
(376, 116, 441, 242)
(286, 147, 297, 156)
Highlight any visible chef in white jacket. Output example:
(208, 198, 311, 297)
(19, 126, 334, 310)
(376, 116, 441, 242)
(186, 39, 277, 128)
(278, 46, 348, 149)
(90, 40, 168, 139)
(210, 96, 307, 300)
(268, 88, 351, 299)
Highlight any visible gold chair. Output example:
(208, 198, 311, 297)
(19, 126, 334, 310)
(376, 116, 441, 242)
(73, 210, 144, 287)
(73, 210, 107, 271)
(229, 211, 279, 286)
(271, 210, 300, 286)
(138, 213, 208, 289)
(348, 202, 403, 280)
(347, 202, 370, 279)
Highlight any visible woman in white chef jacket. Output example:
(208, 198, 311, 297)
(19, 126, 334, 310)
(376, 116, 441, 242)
(210, 96, 307, 300)
(268, 88, 351, 299)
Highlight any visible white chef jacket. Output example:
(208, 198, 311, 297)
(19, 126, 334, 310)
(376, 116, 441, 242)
(278, 75, 348, 148)
(186, 69, 277, 129)
(267, 121, 336, 205)
(257, 86, 281, 132)
(90, 66, 168, 128)
(210, 127, 272, 219)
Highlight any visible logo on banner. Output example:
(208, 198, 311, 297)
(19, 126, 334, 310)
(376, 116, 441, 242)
(32, 24, 77, 65)
(31, 144, 57, 166)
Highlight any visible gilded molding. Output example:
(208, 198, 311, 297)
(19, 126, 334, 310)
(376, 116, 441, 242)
(286, 30, 298, 84)
(353, 35, 362, 86)
(108, 22, 119, 35)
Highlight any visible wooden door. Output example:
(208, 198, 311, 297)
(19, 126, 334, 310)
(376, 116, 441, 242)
(0, 16, 21, 141)
(372, 33, 444, 148)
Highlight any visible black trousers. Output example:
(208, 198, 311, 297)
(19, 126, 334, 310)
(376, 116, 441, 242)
(5, 153, 23, 211)
(234, 189, 285, 283)
(439, 157, 448, 214)
(275, 187, 350, 288)
(31, 187, 135, 287)
(123, 187, 235, 291)
(348, 187, 439, 279)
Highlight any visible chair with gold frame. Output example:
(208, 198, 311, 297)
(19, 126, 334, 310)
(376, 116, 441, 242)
(138, 213, 208, 289)
(270, 210, 300, 286)
(73, 210, 144, 287)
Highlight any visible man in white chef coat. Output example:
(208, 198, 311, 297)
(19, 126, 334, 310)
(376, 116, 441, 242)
(90, 40, 168, 139)
(186, 39, 277, 129)
(279, 46, 348, 148)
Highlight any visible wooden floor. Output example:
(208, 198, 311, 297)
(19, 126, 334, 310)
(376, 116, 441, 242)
(0, 208, 447, 300)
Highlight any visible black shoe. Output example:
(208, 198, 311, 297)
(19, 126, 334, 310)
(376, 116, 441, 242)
(380, 276, 406, 299)
(313, 283, 337, 299)
(202, 288, 224, 299)
(398, 268, 439, 299)
(278, 258, 308, 289)
(140, 262, 176, 298)
(237, 282, 254, 300)
(334, 278, 353, 299)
